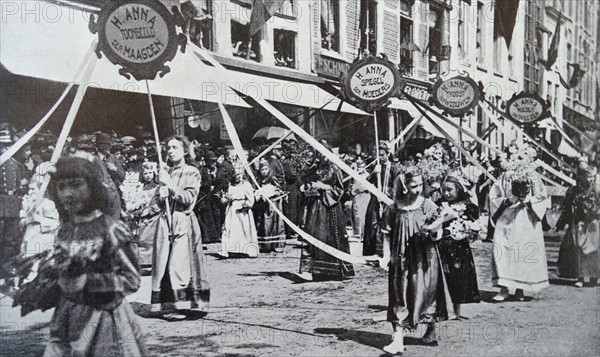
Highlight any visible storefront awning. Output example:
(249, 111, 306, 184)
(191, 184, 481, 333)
(0, 0, 250, 108)
(202, 67, 369, 116)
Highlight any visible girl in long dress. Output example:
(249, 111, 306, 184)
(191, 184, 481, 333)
(435, 175, 481, 318)
(220, 172, 259, 258)
(351, 161, 371, 241)
(384, 167, 452, 354)
(255, 160, 286, 253)
(44, 154, 147, 356)
(19, 178, 59, 282)
(152, 136, 210, 320)
(298, 156, 354, 281)
(128, 162, 161, 268)
(488, 168, 550, 301)
(556, 164, 599, 287)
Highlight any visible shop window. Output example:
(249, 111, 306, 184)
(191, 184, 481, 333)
(274, 29, 296, 68)
(231, 20, 261, 62)
(321, 0, 340, 52)
(182, 0, 213, 50)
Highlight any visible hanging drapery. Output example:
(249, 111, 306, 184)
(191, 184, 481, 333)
(493, 0, 520, 46)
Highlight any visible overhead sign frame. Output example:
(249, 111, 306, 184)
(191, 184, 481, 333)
(89, 0, 187, 80)
(430, 73, 483, 117)
(340, 55, 402, 113)
(505, 91, 551, 125)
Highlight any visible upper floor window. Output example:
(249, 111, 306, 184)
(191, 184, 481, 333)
(321, 0, 340, 52)
(274, 29, 296, 68)
(400, 0, 412, 17)
(457, 0, 466, 58)
(476, 1, 485, 65)
(231, 20, 261, 62)
(428, 7, 444, 79)
(182, 0, 214, 50)
(399, 18, 414, 76)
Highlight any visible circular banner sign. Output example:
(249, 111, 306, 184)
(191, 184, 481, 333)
(431, 75, 480, 117)
(341, 56, 401, 112)
(506, 91, 550, 125)
(92, 0, 182, 80)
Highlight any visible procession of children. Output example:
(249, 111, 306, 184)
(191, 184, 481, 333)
(0, 123, 598, 356)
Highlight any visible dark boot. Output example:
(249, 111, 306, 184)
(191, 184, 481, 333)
(421, 322, 438, 346)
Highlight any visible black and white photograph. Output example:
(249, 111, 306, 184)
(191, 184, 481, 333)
(0, 0, 598, 355)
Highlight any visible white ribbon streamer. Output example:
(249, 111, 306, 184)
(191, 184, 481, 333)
(218, 102, 367, 265)
(0, 41, 97, 166)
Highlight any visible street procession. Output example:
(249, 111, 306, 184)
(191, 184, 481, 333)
(0, 0, 599, 355)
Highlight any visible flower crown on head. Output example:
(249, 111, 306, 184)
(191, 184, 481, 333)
(500, 143, 539, 182)
(398, 162, 422, 177)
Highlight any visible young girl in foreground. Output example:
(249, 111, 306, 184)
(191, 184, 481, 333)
(436, 175, 481, 318)
(384, 167, 451, 354)
(45, 153, 147, 356)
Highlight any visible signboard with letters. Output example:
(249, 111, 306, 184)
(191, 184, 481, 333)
(340, 55, 402, 112)
(403, 82, 430, 101)
(430, 74, 482, 117)
(314, 55, 350, 80)
(90, 0, 187, 80)
(505, 91, 550, 125)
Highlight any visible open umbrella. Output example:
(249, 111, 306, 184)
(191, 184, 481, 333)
(252, 126, 296, 141)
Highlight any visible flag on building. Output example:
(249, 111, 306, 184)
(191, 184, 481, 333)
(540, 13, 562, 71)
(493, 0, 520, 46)
(249, 0, 285, 36)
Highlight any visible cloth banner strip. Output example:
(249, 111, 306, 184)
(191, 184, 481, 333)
(390, 115, 422, 148)
(39, 41, 99, 197)
(248, 95, 338, 168)
(404, 94, 497, 183)
(561, 119, 594, 143)
(414, 100, 504, 157)
(218, 103, 367, 265)
(482, 100, 574, 171)
(0, 41, 97, 166)
(479, 102, 575, 186)
(192, 45, 392, 207)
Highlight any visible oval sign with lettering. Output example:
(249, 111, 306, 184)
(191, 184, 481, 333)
(94, 0, 181, 80)
(431, 76, 480, 116)
(506, 91, 549, 125)
(342, 56, 401, 112)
